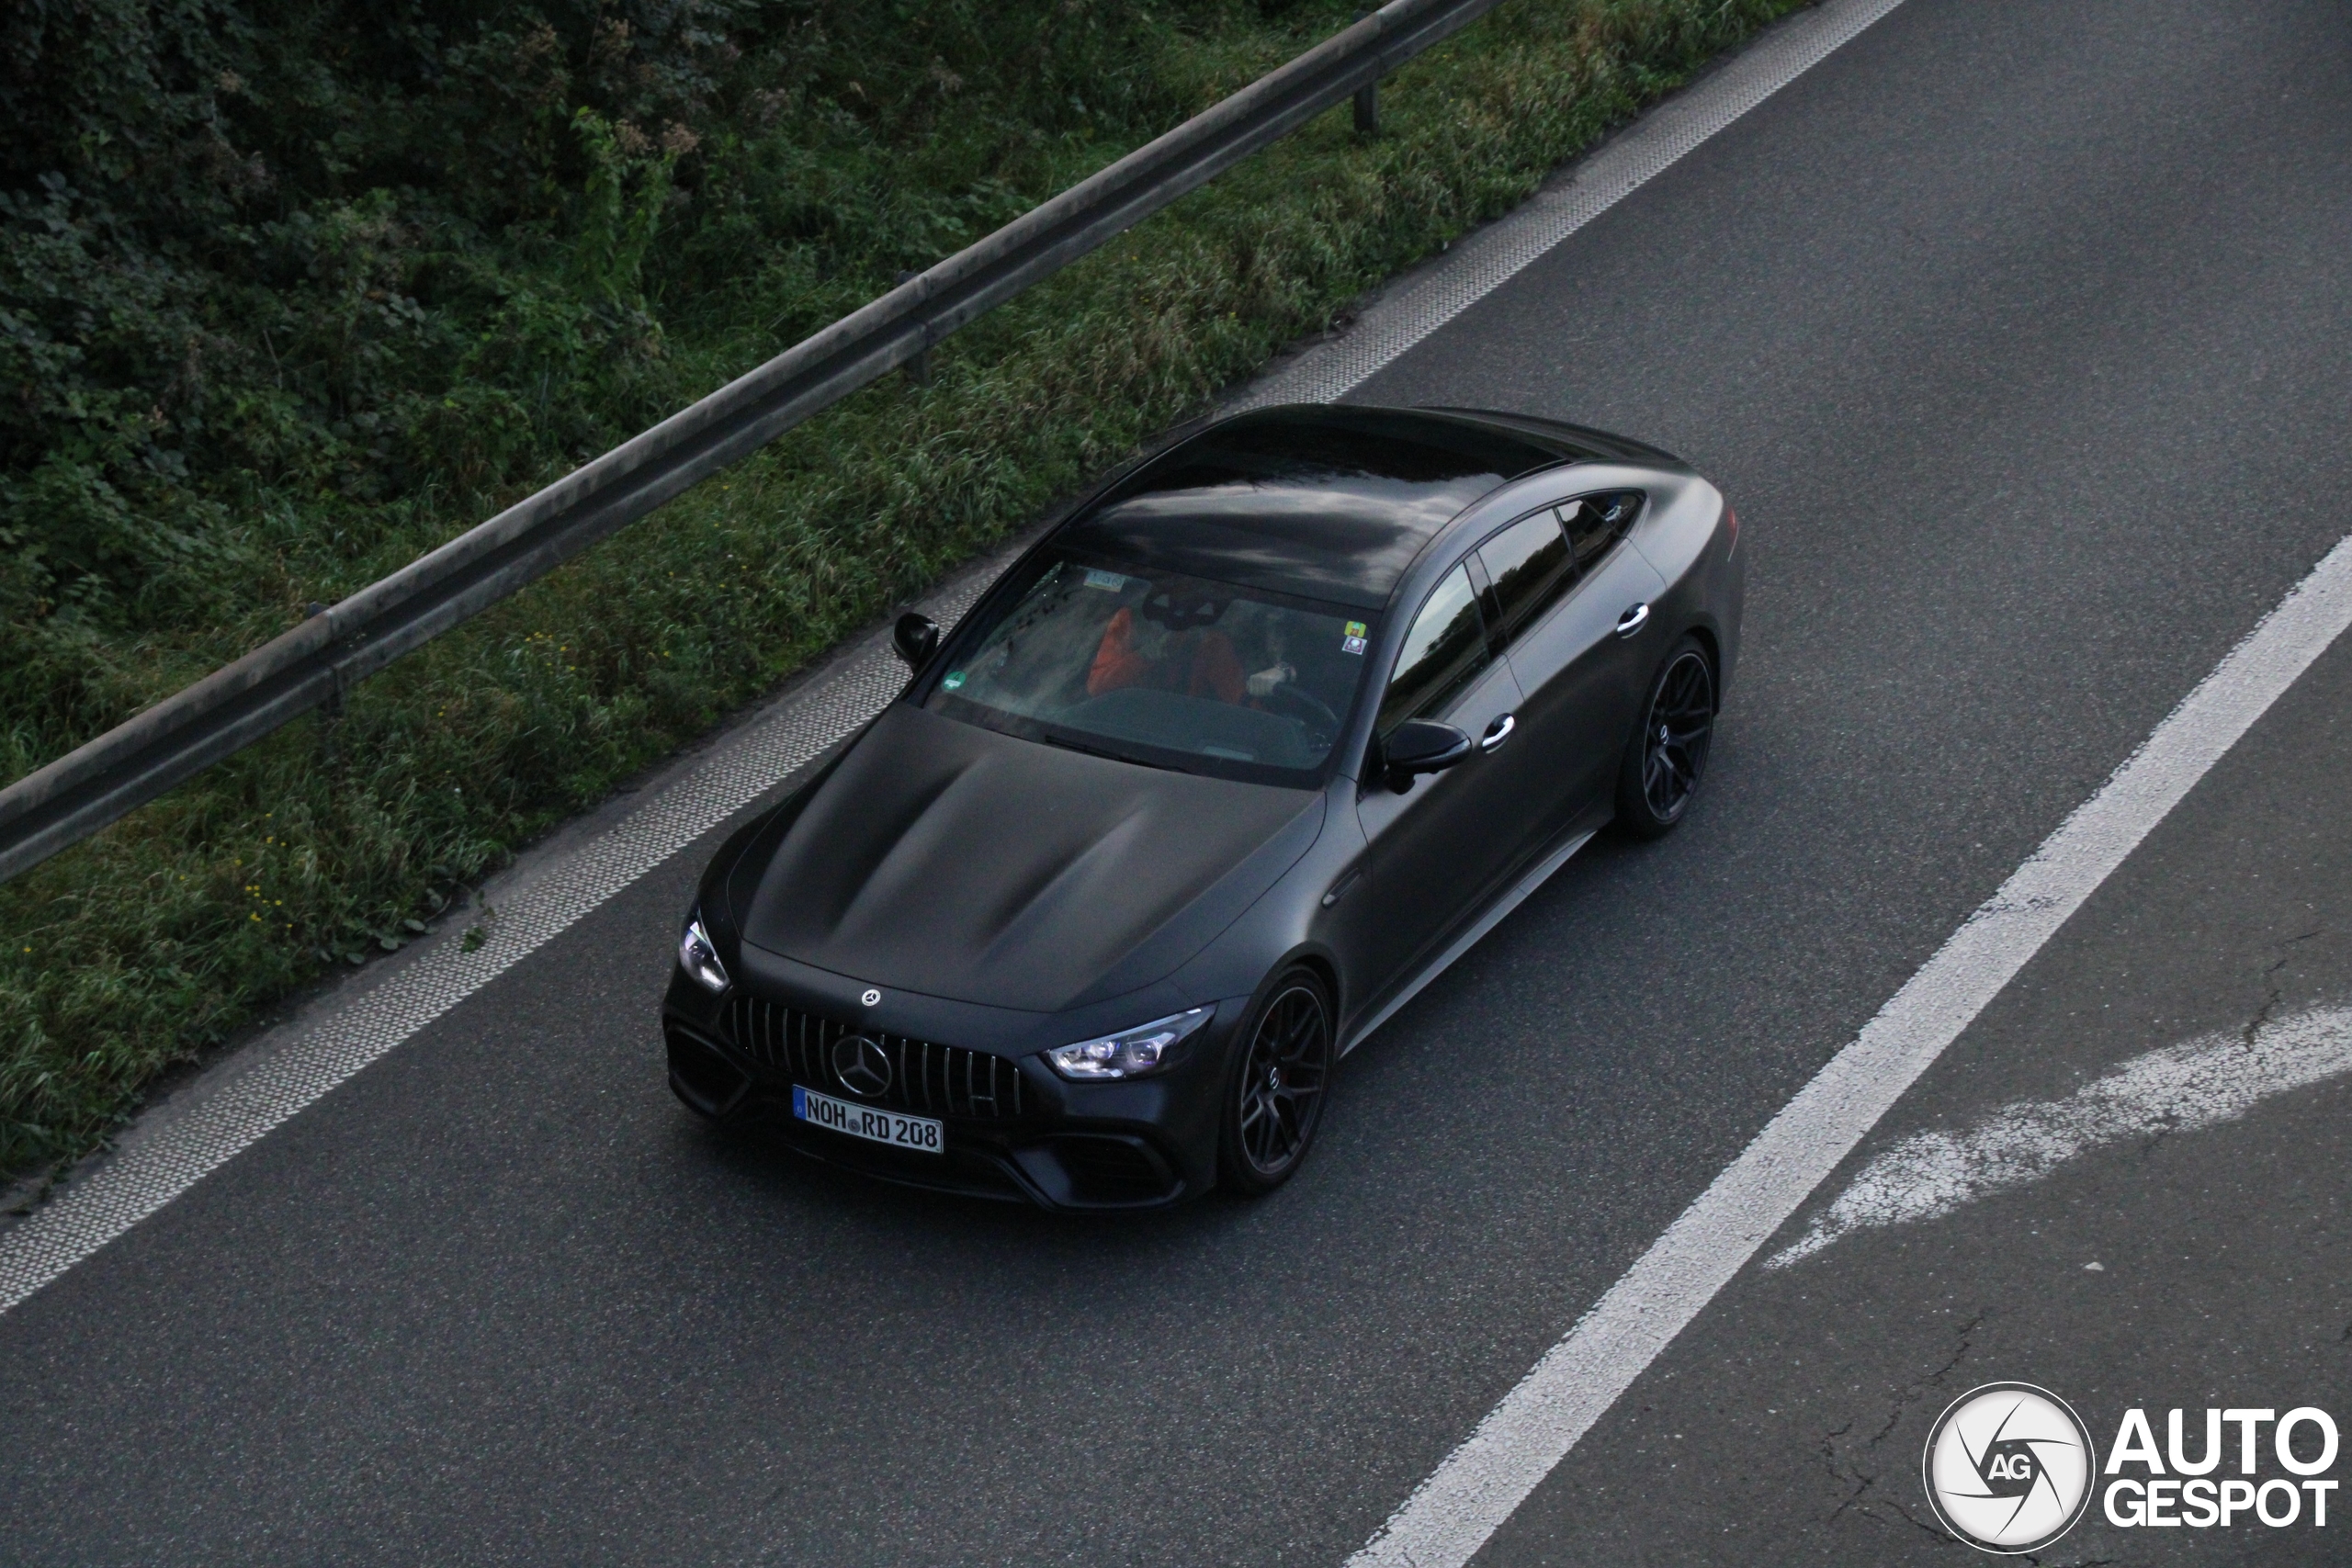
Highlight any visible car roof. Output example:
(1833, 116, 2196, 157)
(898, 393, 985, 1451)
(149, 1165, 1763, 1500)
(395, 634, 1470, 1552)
(1055, 405, 1614, 611)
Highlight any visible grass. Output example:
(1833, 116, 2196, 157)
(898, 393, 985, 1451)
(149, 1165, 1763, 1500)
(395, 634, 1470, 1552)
(0, 0, 1809, 1184)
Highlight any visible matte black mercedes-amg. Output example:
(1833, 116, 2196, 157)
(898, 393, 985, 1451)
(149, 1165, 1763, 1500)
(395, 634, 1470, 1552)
(662, 405, 1742, 1208)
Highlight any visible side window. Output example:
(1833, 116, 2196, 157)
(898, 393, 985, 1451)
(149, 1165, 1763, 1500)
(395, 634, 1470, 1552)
(1561, 491, 1644, 568)
(1378, 563, 1490, 735)
(1476, 511, 1577, 644)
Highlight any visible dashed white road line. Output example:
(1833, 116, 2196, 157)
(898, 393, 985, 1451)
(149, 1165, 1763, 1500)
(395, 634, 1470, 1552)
(1345, 531, 2352, 1568)
(1767, 1002, 2352, 1270)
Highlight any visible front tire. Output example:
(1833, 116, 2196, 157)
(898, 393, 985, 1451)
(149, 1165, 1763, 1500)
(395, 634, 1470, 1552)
(1216, 969, 1335, 1196)
(1613, 636, 1716, 839)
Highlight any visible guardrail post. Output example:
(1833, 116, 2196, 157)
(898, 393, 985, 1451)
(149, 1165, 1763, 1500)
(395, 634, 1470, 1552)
(1354, 9, 1380, 136)
(896, 272, 932, 386)
(305, 602, 346, 761)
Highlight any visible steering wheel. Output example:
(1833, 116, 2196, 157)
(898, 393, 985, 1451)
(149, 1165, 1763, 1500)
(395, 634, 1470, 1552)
(1262, 682, 1340, 744)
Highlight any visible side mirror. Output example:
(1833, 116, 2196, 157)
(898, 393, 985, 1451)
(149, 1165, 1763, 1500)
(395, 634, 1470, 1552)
(893, 611, 940, 670)
(1380, 718, 1472, 791)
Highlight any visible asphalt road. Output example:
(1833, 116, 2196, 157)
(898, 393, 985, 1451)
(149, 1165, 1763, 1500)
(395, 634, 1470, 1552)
(6, 0, 2351, 1562)
(1478, 563, 2352, 1568)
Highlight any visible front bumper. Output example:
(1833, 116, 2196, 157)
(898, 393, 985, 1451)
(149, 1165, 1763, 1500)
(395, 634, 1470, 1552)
(662, 971, 1233, 1211)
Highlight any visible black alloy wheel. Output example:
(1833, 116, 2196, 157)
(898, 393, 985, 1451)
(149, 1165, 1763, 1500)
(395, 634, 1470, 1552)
(1218, 971, 1334, 1195)
(1615, 637, 1716, 839)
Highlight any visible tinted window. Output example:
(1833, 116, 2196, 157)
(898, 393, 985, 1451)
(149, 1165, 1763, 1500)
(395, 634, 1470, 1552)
(1379, 564, 1490, 735)
(1477, 512, 1576, 642)
(922, 554, 1373, 786)
(1562, 491, 1644, 567)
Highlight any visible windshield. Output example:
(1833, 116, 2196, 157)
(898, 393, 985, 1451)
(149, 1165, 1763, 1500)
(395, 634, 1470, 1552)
(921, 555, 1374, 785)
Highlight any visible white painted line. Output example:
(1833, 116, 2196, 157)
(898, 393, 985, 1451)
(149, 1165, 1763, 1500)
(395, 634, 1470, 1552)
(1768, 1003, 2352, 1269)
(1344, 532, 2352, 1568)
(0, 575, 996, 1317)
(1244, 0, 1913, 409)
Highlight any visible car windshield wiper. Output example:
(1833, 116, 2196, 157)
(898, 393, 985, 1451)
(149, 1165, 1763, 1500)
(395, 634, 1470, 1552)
(1039, 730, 1197, 775)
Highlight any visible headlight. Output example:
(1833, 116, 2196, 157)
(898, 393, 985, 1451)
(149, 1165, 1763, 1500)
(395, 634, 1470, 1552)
(1046, 1007, 1213, 1081)
(677, 910, 729, 994)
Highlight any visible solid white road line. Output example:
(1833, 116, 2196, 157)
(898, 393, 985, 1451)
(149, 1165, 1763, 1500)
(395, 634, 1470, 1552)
(1244, 0, 1914, 409)
(1344, 532, 2352, 1568)
(1767, 1003, 2352, 1270)
(0, 0, 1918, 1317)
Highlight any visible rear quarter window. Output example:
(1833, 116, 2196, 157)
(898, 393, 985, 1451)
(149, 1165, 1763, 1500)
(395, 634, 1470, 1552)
(1561, 491, 1645, 567)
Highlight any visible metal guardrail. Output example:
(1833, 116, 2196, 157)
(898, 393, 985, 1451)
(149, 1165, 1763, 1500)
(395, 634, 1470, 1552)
(0, 0, 1503, 885)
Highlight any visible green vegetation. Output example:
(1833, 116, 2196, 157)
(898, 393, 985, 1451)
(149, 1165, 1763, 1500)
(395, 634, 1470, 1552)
(0, 0, 1804, 1180)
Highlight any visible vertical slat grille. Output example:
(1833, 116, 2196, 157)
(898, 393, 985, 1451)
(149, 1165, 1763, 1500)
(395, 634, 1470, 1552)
(725, 995, 1024, 1122)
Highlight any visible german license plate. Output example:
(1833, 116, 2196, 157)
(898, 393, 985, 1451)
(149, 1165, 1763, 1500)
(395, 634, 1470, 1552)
(793, 1085, 944, 1154)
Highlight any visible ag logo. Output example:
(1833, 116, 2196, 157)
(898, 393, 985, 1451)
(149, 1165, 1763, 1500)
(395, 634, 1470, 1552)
(1923, 1382, 2097, 1553)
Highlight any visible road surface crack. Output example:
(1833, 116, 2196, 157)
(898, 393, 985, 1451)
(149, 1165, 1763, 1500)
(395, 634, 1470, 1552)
(1822, 1313, 1988, 1534)
(1887, 1495, 1959, 1546)
(1868, 1311, 1985, 1449)
(2238, 929, 2321, 1048)
(1819, 1420, 1876, 1523)
(2240, 984, 2287, 1051)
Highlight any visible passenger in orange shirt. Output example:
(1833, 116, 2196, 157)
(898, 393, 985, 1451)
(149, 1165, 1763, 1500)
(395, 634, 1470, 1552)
(1087, 606, 1249, 704)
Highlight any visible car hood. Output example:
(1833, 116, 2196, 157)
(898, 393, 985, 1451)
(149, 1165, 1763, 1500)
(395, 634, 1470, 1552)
(738, 705, 1324, 1013)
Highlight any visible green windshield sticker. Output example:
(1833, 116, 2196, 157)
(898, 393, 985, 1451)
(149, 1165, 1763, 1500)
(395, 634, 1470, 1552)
(941, 671, 966, 691)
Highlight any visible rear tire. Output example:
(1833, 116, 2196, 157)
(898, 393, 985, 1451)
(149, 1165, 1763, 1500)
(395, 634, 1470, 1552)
(1216, 969, 1335, 1196)
(1613, 636, 1716, 839)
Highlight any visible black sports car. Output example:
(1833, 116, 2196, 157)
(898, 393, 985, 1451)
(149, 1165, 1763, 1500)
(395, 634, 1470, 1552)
(663, 405, 1742, 1208)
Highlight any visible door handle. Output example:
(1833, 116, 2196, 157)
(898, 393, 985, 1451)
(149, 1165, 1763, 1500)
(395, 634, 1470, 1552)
(1479, 713, 1516, 752)
(1614, 602, 1651, 638)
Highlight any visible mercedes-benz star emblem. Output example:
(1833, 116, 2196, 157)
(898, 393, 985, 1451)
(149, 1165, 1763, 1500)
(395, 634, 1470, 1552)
(860, 987, 882, 1007)
(832, 1034, 893, 1098)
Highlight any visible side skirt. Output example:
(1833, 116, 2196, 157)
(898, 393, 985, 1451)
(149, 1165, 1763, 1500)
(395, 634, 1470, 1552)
(1338, 829, 1598, 1055)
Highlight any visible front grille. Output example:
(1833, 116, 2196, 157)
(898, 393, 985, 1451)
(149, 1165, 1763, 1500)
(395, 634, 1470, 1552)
(727, 994, 1028, 1122)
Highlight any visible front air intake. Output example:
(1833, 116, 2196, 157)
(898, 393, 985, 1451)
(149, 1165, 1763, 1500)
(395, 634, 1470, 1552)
(666, 1024, 752, 1117)
(1048, 1135, 1180, 1205)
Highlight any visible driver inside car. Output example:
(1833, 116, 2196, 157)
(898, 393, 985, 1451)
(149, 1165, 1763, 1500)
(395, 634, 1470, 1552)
(1086, 594, 1294, 706)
